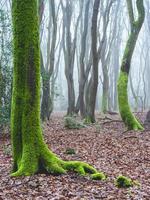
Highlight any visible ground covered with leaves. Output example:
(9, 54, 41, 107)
(0, 113, 150, 199)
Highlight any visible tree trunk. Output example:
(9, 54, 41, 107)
(117, 0, 145, 130)
(40, 0, 57, 121)
(41, 78, 51, 121)
(11, 0, 102, 178)
(86, 0, 100, 123)
(113, 41, 120, 111)
(61, 1, 77, 116)
(0, 65, 3, 120)
(78, 0, 90, 118)
(102, 65, 109, 113)
(66, 73, 75, 115)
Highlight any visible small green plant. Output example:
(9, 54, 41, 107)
(91, 172, 106, 180)
(65, 148, 76, 155)
(64, 116, 85, 129)
(83, 117, 92, 125)
(115, 175, 133, 188)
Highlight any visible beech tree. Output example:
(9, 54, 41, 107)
(77, 0, 91, 118)
(108, 1, 123, 111)
(11, 0, 105, 179)
(117, 0, 145, 130)
(85, 0, 100, 123)
(98, 0, 117, 113)
(0, 7, 12, 125)
(61, 0, 82, 116)
(40, 0, 58, 121)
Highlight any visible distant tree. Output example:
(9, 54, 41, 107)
(109, 7, 122, 111)
(61, 0, 83, 116)
(97, 0, 113, 113)
(40, 0, 58, 121)
(85, 0, 100, 123)
(117, 0, 145, 130)
(61, 1, 75, 116)
(11, 0, 103, 178)
(0, 8, 12, 126)
(38, 0, 45, 24)
(77, 0, 91, 118)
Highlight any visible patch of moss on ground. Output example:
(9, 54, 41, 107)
(64, 116, 86, 129)
(65, 148, 76, 155)
(91, 172, 106, 180)
(115, 175, 133, 188)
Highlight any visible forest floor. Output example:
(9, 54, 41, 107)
(0, 112, 150, 200)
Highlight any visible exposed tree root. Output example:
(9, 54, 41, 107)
(11, 145, 106, 181)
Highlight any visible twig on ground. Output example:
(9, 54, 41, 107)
(122, 136, 138, 139)
(120, 130, 129, 134)
(102, 120, 122, 125)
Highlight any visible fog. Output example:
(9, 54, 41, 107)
(0, 0, 150, 122)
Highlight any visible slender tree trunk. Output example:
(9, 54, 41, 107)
(41, 78, 51, 121)
(0, 64, 3, 120)
(78, 0, 90, 118)
(113, 41, 120, 111)
(117, 0, 145, 130)
(66, 73, 75, 115)
(61, 1, 78, 116)
(102, 63, 109, 113)
(40, 0, 57, 121)
(76, 50, 92, 115)
(86, 0, 100, 123)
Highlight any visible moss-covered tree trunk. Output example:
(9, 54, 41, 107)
(117, 0, 145, 130)
(11, 0, 103, 178)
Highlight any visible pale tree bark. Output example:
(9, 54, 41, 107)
(100, 1, 114, 113)
(77, 0, 91, 117)
(112, 20, 122, 111)
(61, 0, 82, 116)
(108, 1, 122, 111)
(40, 0, 59, 121)
(98, 0, 119, 113)
(85, 0, 100, 123)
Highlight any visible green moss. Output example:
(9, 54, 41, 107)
(83, 116, 93, 124)
(64, 116, 85, 129)
(11, 143, 104, 179)
(117, 71, 143, 130)
(65, 148, 76, 155)
(11, 137, 105, 180)
(62, 160, 97, 176)
(91, 172, 106, 180)
(115, 175, 133, 188)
